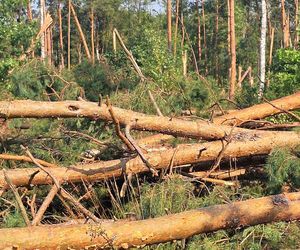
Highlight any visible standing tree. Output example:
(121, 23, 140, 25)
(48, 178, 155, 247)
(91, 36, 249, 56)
(259, 0, 267, 98)
(167, 0, 172, 52)
(228, 0, 236, 100)
(57, 0, 64, 69)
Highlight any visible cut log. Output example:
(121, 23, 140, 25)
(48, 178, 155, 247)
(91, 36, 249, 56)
(0, 131, 299, 188)
(1, 192, 300, 249)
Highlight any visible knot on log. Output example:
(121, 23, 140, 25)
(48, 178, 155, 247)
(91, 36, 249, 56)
(68, 105, 79, 111)
(272, 195, 289, 206)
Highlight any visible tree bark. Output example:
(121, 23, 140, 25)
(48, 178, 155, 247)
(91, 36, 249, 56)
(201, 0, 208, 74)
(228, 0, 236, 100)
(214, 91, 300, 125)
(67, 0, 71, 70)
(281, 0, 290, 48)
(167, 0, 172, 52)
(90, 7, 95, 64)
(295, 0, 299, 48)
(58, 0, 65, 69)
(40, 0, 46, 61)
(259, 0, 267, 98)
(0, 130, 299, 188)
(196, 0, 202, 62)
(173, 0, 179, 55)
(0, 92, 299, 137)
(1, 192, 300, 249)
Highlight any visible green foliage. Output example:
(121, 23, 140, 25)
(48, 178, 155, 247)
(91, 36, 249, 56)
(0, 0, 37, 82)
(265, 147, 300, 193)
(266, 49, 300, 99)
(2, 210, 26, 228)
(73, 60, 115, 101)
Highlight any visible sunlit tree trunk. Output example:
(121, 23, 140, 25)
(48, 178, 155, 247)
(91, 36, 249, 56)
(167, 0, 172, 52)
(201, 0, 208, 74)
(281, 0, 290, 48)
(173, 0, 179, 55)
(259, 0, 267, 98)
(215, 0, 220, 83)
(228, 0, 236, 100)
(40, 0, 46, 61)
(58, 0, 64, 69)
(196, 0, 202, 63)
(70, 2, 91, 60)
(295, 0, 299, 47)
(90, 7, 95, 64)
(27, 0, 32, 21)
(67, 0, 71, 69)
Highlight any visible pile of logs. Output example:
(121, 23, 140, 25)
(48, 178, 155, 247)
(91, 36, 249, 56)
(0, 91, 299, 248)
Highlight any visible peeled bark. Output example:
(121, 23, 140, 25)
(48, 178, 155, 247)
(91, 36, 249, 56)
(1, 192, 300, 249)
(0, 131, 299, 188)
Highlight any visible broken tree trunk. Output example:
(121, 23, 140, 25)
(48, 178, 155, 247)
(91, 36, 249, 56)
(70, 1, 91, 60)
(1, 192, 300, 249)
(214, 91, 300, 125)
(0, 130, 299, 188)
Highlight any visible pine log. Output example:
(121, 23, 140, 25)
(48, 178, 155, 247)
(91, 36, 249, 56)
(0, 92, 299, 140)
(1, 192, 300, 249)
(0, 131, 299, 188)
(0, 100, 234, 140)
(215, 91, 300, 125)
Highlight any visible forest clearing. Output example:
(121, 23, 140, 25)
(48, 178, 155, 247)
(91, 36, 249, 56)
(0, 0, 300, 249)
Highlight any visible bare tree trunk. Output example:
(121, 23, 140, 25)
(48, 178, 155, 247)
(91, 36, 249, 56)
(295, 0, 299, 47)
(259, 0, 267, 98)
(40, 0, 46, 61)
(27, 0, 33, 21)
(90, 7, 95, 64)
(173, 0, 180, 56)
(68, 0, 71, 70)
(196, 0, 202, 63)
(267, 26, 275, 87)
(58, 0, 64, 69)
(215, 0, 220, 83)
(77, 43, 82, 64)
(27, 0, 34, 58)
(0, 130, 299, 188)
(227, 0, 231, 55)
(228, 0, 236, 100)
(201, 0, 208, 74)
(1, 192, 300, 249)
(70, 2, 91, 60)
(0, 91, 299, 137)
(167, 0, 172, 52)
(281, 0, 290, 48)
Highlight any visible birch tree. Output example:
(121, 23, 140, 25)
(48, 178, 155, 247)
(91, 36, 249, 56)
(259, 0, 267, 98)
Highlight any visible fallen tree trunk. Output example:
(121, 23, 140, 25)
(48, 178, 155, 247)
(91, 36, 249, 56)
(0, 92, 299, 140)
(0, 100, 230, 140)
(0, 131, 299, 188)
(214, 91, 300, 125)
(1, 192, 300, 249)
